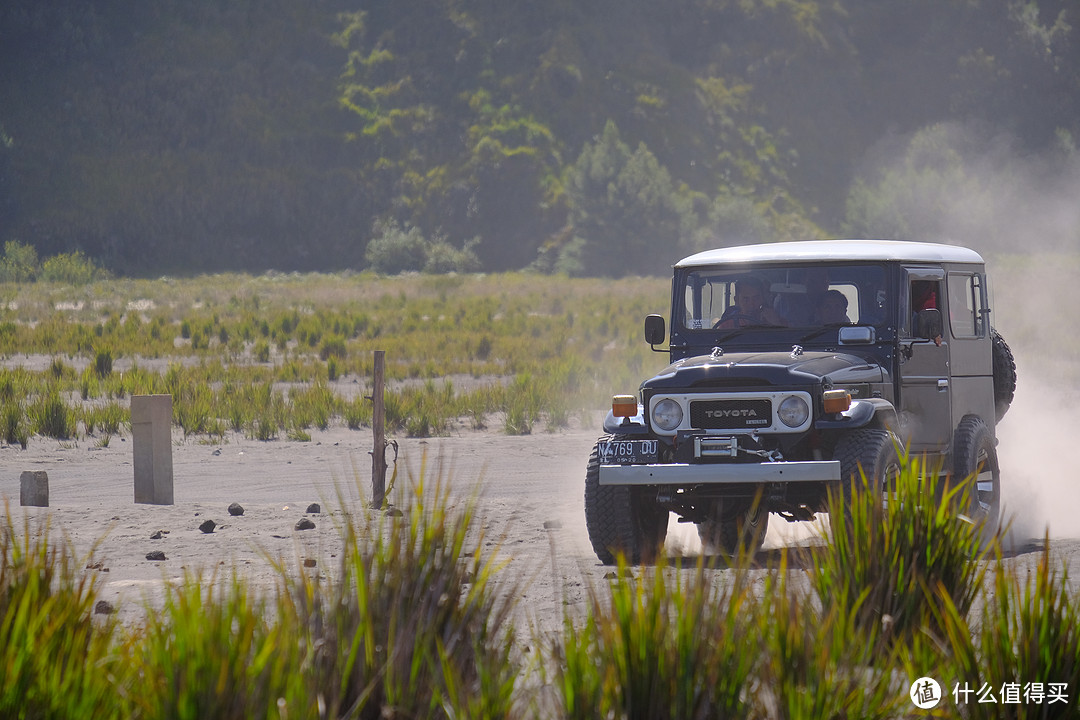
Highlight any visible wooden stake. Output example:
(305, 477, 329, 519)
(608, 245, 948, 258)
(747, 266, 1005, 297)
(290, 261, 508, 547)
(371, 350, 387, 509)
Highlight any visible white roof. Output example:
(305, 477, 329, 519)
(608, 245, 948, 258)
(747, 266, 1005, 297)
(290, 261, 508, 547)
(676, 240, 985, 267)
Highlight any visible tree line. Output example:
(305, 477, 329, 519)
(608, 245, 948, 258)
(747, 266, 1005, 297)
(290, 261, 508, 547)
(0, 0, 1077, 277)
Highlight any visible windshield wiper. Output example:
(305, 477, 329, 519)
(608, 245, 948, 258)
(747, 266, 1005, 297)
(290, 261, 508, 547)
(797, 323, 850, 344)
(711, 324, 786, 345)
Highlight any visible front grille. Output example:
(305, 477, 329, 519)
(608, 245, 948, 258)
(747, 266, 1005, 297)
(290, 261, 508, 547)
(690, 399, 772, 429)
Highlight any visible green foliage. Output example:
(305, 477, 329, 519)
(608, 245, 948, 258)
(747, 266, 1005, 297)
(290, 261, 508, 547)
(561, 121, 705, 277)
(0, 241, 38, 282)
(938, 537, 1080, 720)
(283, 463, 521, 718)
(549, 556, 755, 719)
(0, 241, 108, 284)
(0, 505, 122, 719)
(811, 450, 990, 649)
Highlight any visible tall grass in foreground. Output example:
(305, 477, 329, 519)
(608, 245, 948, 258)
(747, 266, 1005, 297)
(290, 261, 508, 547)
(811, 451, 991, 651)
(547, 555, 756, 719)
(278, 458, 522, 719)
(0, 502, 123, 719)
(3, 456, 1079, 718)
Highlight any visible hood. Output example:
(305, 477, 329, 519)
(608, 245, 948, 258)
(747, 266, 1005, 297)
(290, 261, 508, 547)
(643, 350, 885, 390)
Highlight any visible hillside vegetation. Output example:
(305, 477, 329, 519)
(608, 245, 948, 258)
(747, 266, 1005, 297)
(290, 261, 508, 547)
(1, 1, 1078, 276)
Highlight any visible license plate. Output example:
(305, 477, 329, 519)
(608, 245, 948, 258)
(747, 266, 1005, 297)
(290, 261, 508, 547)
(598, 439, 658, 464)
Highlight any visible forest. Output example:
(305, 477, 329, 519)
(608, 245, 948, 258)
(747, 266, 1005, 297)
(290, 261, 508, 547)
(1, 0, 1077, 277)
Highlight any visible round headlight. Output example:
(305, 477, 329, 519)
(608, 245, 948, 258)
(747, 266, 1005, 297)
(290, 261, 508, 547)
(778, 395, 810, 428)
(651, 398, 684, 432)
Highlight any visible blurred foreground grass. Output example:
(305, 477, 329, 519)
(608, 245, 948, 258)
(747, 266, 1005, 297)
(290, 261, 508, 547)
(2, 454, 1078, 719)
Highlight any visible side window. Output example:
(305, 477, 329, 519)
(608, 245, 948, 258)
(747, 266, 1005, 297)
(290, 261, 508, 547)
(908, 278, 942, 335)
(947, 273, 984, 338)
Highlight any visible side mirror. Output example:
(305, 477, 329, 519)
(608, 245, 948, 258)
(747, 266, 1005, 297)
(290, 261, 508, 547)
(644, 314, 666, 346)
(915, 308, 944, 341)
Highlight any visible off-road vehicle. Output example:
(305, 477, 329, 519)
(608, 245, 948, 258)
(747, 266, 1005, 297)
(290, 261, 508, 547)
(585, 240, 1016, 564)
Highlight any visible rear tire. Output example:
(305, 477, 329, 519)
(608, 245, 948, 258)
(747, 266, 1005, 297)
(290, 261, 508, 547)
(953, 416, 1001, 540)
(584, 435, 668, 565)
(697, 500, 769, 556)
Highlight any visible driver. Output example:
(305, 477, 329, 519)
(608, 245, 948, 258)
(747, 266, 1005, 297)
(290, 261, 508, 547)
(715, 277, 786, 329)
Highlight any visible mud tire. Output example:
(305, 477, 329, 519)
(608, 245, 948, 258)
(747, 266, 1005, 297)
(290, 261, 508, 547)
(832, 428, 903, 512)
(584, 435, 669, 565)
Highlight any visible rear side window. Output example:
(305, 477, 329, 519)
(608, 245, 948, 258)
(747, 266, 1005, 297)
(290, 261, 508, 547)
(947, 273, 986, 338)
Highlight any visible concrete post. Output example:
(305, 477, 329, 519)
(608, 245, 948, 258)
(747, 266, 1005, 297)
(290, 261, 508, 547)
(20, 471, 49, 507)
(132, 394, 174, 505)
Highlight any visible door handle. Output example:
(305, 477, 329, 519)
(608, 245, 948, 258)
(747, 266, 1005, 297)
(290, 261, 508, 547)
(937, 379, 949, 391)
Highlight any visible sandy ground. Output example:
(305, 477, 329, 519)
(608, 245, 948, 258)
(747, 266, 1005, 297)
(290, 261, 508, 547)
(2, 413, 1078, 643)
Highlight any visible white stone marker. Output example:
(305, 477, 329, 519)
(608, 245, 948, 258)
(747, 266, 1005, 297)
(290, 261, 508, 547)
(132, 394, 174, 505)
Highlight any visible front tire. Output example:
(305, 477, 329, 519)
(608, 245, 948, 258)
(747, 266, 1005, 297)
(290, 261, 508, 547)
(832, 428, 902, 512)
(584, 435, 668, 565)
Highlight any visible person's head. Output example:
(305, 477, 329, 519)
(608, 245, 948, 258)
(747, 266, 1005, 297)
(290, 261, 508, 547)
(912, 281, 936, 309)
(733, 277, 766, 312)
(819, 289, 849, 323)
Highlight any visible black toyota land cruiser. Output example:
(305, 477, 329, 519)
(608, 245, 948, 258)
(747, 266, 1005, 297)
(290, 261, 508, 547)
(585, 240, 1016, 564)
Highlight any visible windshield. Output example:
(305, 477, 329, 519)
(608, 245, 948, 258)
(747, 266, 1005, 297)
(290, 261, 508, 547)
(678, 263, 887, 333)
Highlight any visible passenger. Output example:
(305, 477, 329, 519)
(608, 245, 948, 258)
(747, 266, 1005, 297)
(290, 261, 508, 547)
(911, 280, 942, 346)
(818, 289, 851, 324)
(715, 277, 786, 329)
(776, 268, 829, 326)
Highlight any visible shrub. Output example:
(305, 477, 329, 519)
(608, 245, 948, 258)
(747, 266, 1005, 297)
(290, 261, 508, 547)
(365, 218, 428, 274)
(283, 463, 521, 718)
(547, 556, 755, 719)
(38, 251, 109, 285)
(0, 505, 123, 718)
(94, 347, 113, 378)
(811, 451, 990, 651)
(30, 389, 76, 439)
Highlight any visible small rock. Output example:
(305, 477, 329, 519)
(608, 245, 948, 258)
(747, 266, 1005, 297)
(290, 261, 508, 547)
(385, 507, 404, 518)
(199, 519, 217, 534)
(146, 551, 166, 561)
(295, 518, 316, 531)
(150, 530, 163, 540)
(94, 600, 115, 615)
(305, 503, 321, 514)
(228, 502, 245, 516)
(303, 558, 317, 568)
(543, 520, 563, 530)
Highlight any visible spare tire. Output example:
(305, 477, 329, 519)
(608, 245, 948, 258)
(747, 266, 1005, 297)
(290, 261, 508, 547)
(991, 327, 1016, 422)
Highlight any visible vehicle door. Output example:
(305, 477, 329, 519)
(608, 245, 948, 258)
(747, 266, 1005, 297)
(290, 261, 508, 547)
(898, 267, 952, 453)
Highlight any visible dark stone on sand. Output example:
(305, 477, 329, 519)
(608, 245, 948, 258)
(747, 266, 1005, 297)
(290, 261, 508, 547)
(295, 518, 316, 531)
(385, 507, 404, 517)
(94, 600, 115, 615)
(306, 503, 321, 514)
(150, 530, 163, 540)
(303, 558, 317, 568)
(199, 519, 217, 534)
(228, 502, 245, 516)
(146, 551, 166, 561)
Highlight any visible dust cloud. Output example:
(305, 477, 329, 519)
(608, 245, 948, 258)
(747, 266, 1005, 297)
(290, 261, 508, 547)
(871, 122, 1080, 543)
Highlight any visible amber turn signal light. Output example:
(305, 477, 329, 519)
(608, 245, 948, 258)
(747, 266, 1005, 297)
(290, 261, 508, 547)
(612, 395, 638, 417)
(822, 389, 851, 414)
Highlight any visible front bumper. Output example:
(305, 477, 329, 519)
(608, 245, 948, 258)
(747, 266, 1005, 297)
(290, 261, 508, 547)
(598, 460, 841, 486)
